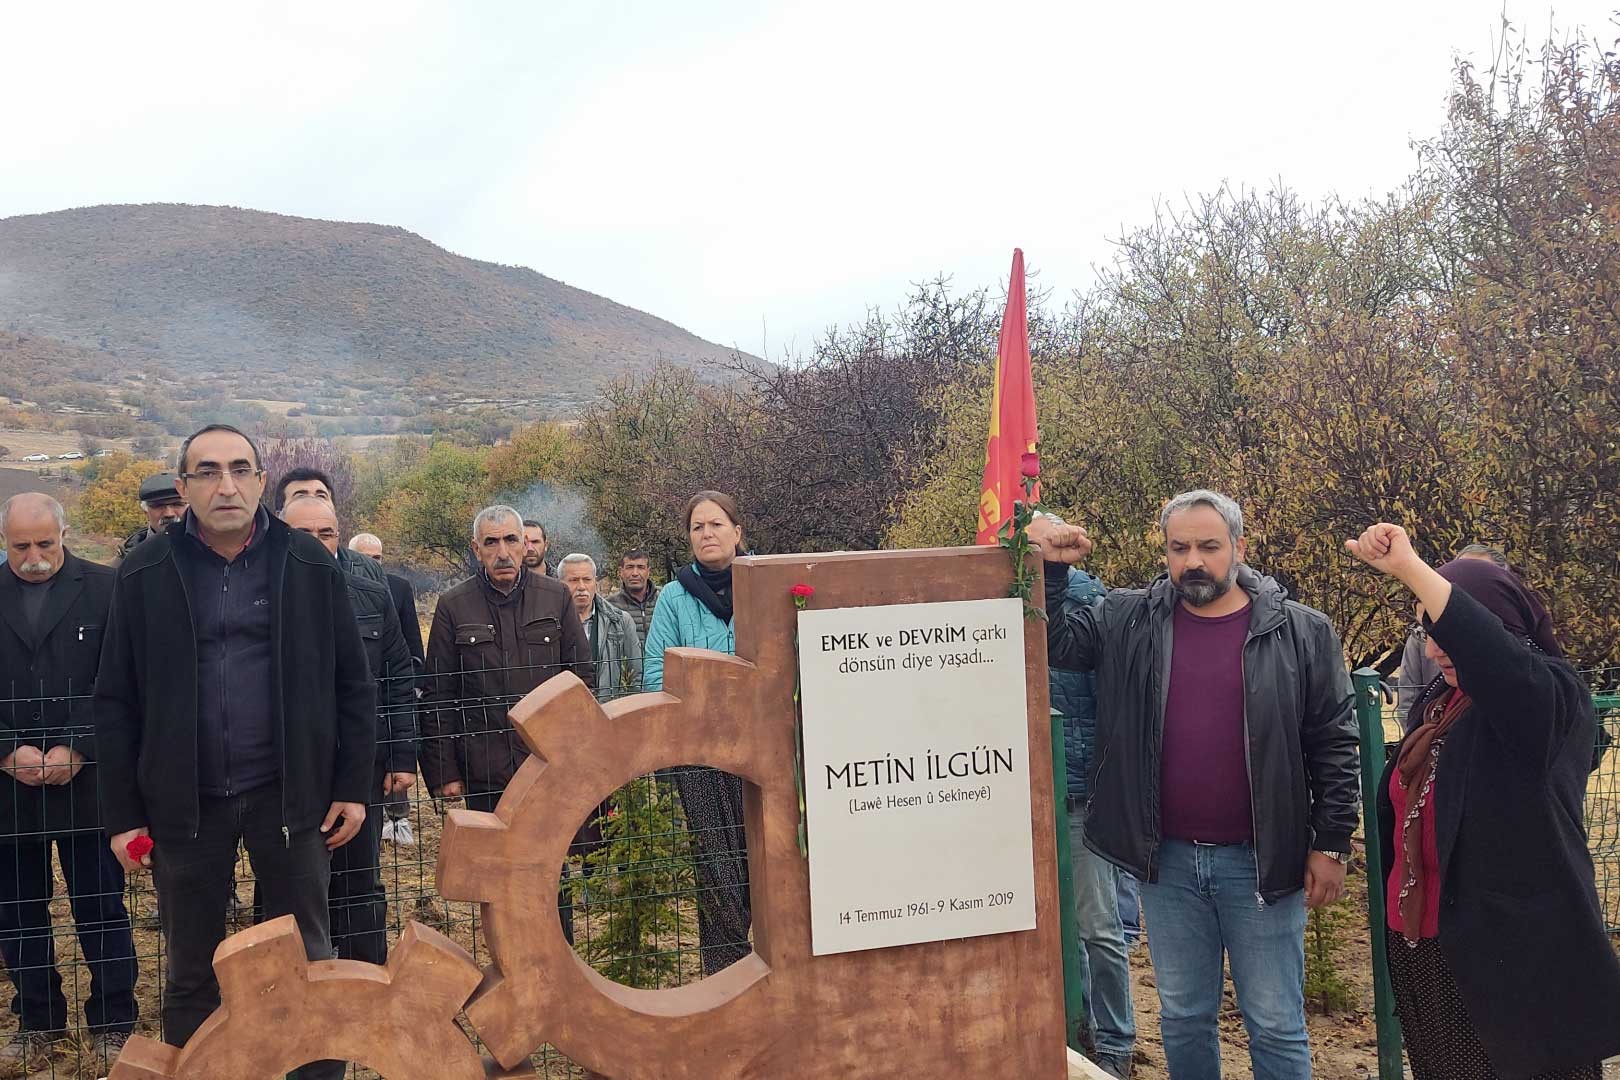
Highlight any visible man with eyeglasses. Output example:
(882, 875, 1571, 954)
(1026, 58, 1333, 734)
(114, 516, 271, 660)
(93, 424, 374, 1080)
(280, 496, 415, 972)
(272, 466, 386, 588)
(271, 468, 419, 669)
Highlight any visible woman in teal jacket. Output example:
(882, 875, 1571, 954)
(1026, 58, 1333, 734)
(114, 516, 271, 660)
(642, 490, 750, 975)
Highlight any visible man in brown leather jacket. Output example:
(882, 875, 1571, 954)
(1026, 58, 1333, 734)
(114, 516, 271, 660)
(420, 504, 589, 810)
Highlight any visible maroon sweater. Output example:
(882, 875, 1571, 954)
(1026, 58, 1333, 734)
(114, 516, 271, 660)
(1160, 602, 1253, 844)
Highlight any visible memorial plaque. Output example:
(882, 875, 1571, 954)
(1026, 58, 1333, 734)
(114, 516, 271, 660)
(798, 597, 1037, 953)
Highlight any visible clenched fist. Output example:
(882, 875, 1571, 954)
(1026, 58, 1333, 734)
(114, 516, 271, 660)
(1025, 515, 1093, 565)
(1344, 523, 1420, 578)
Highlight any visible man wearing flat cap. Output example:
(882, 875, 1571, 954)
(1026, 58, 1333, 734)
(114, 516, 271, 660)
(117, 473, 186, 563)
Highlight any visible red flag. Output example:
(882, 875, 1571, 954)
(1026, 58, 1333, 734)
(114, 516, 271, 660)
(976, 249, 1040, 544)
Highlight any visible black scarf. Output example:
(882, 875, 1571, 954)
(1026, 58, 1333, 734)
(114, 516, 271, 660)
(677, 561, 733, 624)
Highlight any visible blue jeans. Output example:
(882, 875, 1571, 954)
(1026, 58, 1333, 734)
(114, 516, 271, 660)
(1140, 840, 1310, 1080)
(1117, 870, 1142, 943)
(1068, 807, 1135, 1058)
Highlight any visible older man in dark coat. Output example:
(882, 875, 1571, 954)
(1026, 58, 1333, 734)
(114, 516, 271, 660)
(0, 493, 137, 1074)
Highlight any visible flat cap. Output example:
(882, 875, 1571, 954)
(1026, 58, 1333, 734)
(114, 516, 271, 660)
(137, 473, 183, 504)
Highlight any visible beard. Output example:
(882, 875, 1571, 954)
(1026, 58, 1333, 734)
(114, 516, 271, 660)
(522, 553, 543, 568)
(1173, 563, 1237, 607)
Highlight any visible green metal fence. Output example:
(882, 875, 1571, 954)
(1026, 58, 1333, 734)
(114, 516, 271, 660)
(1350, 669, 1407, 1080)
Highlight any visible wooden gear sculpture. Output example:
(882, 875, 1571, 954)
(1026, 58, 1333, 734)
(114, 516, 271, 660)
(107, 917, 533, 1079)
(108, 549, 1067, 1079)
(436, 652, 779, 1075)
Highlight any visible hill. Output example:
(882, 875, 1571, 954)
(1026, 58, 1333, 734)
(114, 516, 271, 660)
(0, 203, 746, 417)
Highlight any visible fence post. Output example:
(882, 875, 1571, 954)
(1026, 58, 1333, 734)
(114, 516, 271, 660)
(1051, 710, 1086, 1050)
(1352, 668, 1404, 1080)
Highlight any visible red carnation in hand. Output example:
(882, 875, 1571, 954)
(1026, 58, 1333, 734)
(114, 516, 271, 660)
(1020, 452, 1041, 480)
(790, 584, 815, 599)
(125, 835, 154, 860)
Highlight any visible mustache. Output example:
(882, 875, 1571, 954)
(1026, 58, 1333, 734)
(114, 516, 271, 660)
(492, 557, 516, 569)
(19, 559, 52, 575)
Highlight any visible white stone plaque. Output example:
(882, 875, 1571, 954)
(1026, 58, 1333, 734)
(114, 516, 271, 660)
(797, 596, 1036, 955)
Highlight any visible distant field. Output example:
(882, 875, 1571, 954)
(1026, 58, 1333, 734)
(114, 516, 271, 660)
(241, 398, 306, 416)
(344, 433, 404, 450)
(0, 427, 171, 465)
(0, 465, 74, 503)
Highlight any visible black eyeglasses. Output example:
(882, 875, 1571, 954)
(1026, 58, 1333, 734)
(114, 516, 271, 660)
(179, 466, 262, 485)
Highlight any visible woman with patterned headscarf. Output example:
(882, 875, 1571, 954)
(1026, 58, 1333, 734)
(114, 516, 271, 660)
(1346, 523, 1620, 1079)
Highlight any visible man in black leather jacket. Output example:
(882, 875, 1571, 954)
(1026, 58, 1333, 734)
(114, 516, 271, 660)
(1029, 489, 1357, 1080)
(280, 496, 415, 967)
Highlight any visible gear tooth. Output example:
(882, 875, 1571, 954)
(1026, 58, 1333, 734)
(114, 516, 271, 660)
(389, 921, 484, 1011)
(213, 915, 308, 1005)
(482, 1053, 539, 1079)
(436, 806, 515, 902)
(660, 646, 695, 695)
(465, 975, 536, 1071)
(660, 648, 756, 709)
(508, 672, 604, 754)
(107, 1035, 179, 1079)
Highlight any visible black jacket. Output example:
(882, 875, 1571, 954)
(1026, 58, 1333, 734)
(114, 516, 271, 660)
(346, 569, 416, 776)
(385, 573, 425, 665)
(420, 569, 587, 797)
(337, 550, 423, 667)
(0, 553, 115, 837)
(93, 515, 376, 840)
(1045, 563, 1359, 901)
(1377, 589, 1620, 1078)
(118, 525, 156, 563)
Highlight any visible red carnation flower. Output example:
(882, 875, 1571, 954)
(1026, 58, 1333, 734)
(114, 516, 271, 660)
(790, 584, 815, 599)
(1020, 452, 1041, 480)
(125, 835, 154, 860)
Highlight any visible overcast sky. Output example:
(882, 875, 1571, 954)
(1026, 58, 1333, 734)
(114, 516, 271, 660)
(3, 1, 1610, 357)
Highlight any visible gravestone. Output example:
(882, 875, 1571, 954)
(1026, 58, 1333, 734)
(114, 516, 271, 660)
(111, 545, 1066, 1079)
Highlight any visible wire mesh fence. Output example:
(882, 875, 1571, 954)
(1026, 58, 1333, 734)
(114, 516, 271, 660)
(0, 656, 753, 1079)
(3, 659, 1616, 1077)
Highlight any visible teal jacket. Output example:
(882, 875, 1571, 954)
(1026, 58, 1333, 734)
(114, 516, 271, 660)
(642, 574, 735, 691)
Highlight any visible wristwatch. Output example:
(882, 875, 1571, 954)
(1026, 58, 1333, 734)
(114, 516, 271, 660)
(1316, 849, 1351, 864)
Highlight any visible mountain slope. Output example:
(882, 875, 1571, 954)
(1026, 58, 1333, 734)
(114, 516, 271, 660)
(0, 203, 742, 407)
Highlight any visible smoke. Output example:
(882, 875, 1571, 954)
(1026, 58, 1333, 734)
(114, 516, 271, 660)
(502, 481, 609, 569)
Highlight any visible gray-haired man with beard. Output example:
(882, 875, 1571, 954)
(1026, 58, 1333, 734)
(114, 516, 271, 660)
(1027, 489, 1358, 1080)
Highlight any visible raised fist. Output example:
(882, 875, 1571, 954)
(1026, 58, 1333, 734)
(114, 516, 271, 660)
(1025, 515, 1093, 565)
(1344, 522, 1418, 576)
